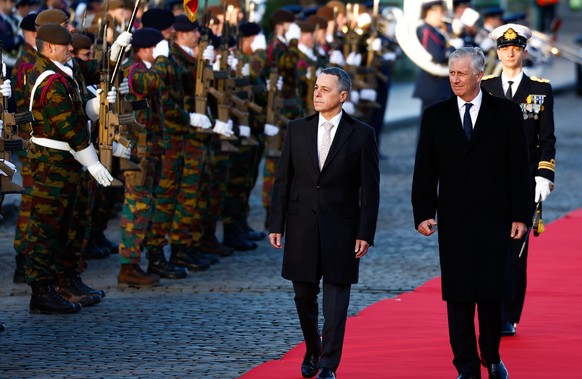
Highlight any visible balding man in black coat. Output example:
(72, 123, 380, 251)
(412, 47, 531, 379)
(269, 67, 380, 379)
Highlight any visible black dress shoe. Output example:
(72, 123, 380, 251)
(487, 360, 508, 379)
(501, 321, 516, 336)
(317, 367, 335, 379)
(301, 352, 319, 378)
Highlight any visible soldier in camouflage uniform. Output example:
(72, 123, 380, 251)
(169, 15, 224, 259)
(141, 8, 212, 272)
(26, 24, 113, 314)
(10, 13, 40, 283)
(262, 8, 295, 229)
(117, 27, 187, 287)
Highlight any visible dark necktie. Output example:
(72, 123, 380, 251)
(506, 81, 514, 99)
(463, 103, 473, 141)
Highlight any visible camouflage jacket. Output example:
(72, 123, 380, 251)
(29, 55, 91, 157)
(158, 49, 190, 135)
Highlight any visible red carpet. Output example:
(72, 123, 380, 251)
(239, 208, 582, 379)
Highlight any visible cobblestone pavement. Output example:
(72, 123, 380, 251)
(1, 89, 581, 378)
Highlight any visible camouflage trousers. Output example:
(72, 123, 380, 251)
(203, 139, 231, 233)
(222, 143, 260, 231)
(146, 133, 185, 249)
(169, 133, 212, 248)
(13, 154, 33, 256)
(262, 156, 278, 209)
(25, 145, 83, 284)
(119, 155, 161, 264)
(67, 173, 93, 260)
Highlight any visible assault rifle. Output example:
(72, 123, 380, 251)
(0, 42, 33, 195)
(264, 70, 290, 158)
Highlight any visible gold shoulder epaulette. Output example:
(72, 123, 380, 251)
(482, 74, 496, 81)
(531, 76, 550, 83)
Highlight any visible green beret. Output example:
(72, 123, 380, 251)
(35, 9, 69, 30)
(37, 23, 73, 45)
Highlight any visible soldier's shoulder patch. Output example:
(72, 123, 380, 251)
(482, 74, 497, 81)
(531, 76, 550, 83)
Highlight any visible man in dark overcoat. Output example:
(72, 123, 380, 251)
(412, 47, 531, 379)
(269, 67, 380, 379)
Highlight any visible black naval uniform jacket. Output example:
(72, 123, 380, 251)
(411, 91, 532, 302)
(481, 74, 556, 186)
(269, 112, 380, 285)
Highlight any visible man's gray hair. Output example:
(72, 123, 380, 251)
(320, 67, 352, 94)
(449, 46, 486, 74)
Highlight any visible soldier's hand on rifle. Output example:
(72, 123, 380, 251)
(346, 52, 362, 66)
(250, 34, 266, 52)
(112, 141, 131, 159)
(212, 55, 221, 71)
(118, 78, 130, 95)
(111, 31, 133, 62)
(350, 90, 360, 104)
(342, 101, 356, 115)
(239, 125, 251, 138)
(202, 45, 214, 61)
(85, 94, 101, 122)
(0, 119, 3, 135)
(213, 119, 234, 137)
(371, 37, 382, 52)
(153, 40, 169, 58)
(264, 123, 279, 137)
(0, 79, 12, 98)
(360, 88, 377, 102)
(241, 63, 250, 77)
(107, 87, 117, 103)
(227, 53, 238, 71)
(329, 50, 345, 67)
(535, 176, 553, 202)
(72, 144, 114, 187)
(189, 112, 212, 129)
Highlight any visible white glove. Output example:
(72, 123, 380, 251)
(107, 87, 117, 103)
(343, 101, 356, 115)
(264, 123, 279, 136)
(1, 79, 12, 98)
(239, 125, 251, 138)
(382, 52, 397, 61)
(0, 158, 16, 171)
(346, 51, 362, 66)
(213, 119, 234, 137)
(0, 119, 3, 135)
(535, 176, 553, 202)
(118, 78, 130, 95)
(306, 68, 312, 80)
(350, 90, 359, 104)
(277, 76, 283, 91)
(110, 31, 133, 62)
(357, 12, 372, 29)
(371, 37, 382, 52)
(449, 37, 464, 50)
(329, 50, 345, 66)
(213, 54, 221, 71)
(85, 95, 100, 122)
(250, 33, 267, 52)
(227, 54, 238, 71)
(284, 23, 301, 43)
(241, 63, 250, 76)
(189, 112, 212, 129)
(72, 144, 114, 186)
(202, 45, 214, 61)
(112, 141, 131, 159)
(452, 19, 464, 36)
(153, 40, 169, 58)
(360, 88, 377, 102)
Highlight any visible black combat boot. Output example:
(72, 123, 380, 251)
(93, 230, 119, 255)
(69, 274, 106, 299)
(170, 244, 211, 271)
(147, 247, 188, 279)
(30, 282, 81, 314)
(13, 254, 26, 284)
(241, 219, 267, 241)
(83, 243, 110, 260)
(55, 275, 100, 307)
(223, 225, 258, 251)
(199, 229, 234, 257)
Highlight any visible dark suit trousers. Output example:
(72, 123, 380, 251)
(447, 300, 502, 375)
(292, 281, 351, 371)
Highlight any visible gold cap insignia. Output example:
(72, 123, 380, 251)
(503, 28, 517, 40)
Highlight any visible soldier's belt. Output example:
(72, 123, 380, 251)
(30, 137, 73, 152)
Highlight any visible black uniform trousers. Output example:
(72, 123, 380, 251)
(447, 300, 502, 376)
